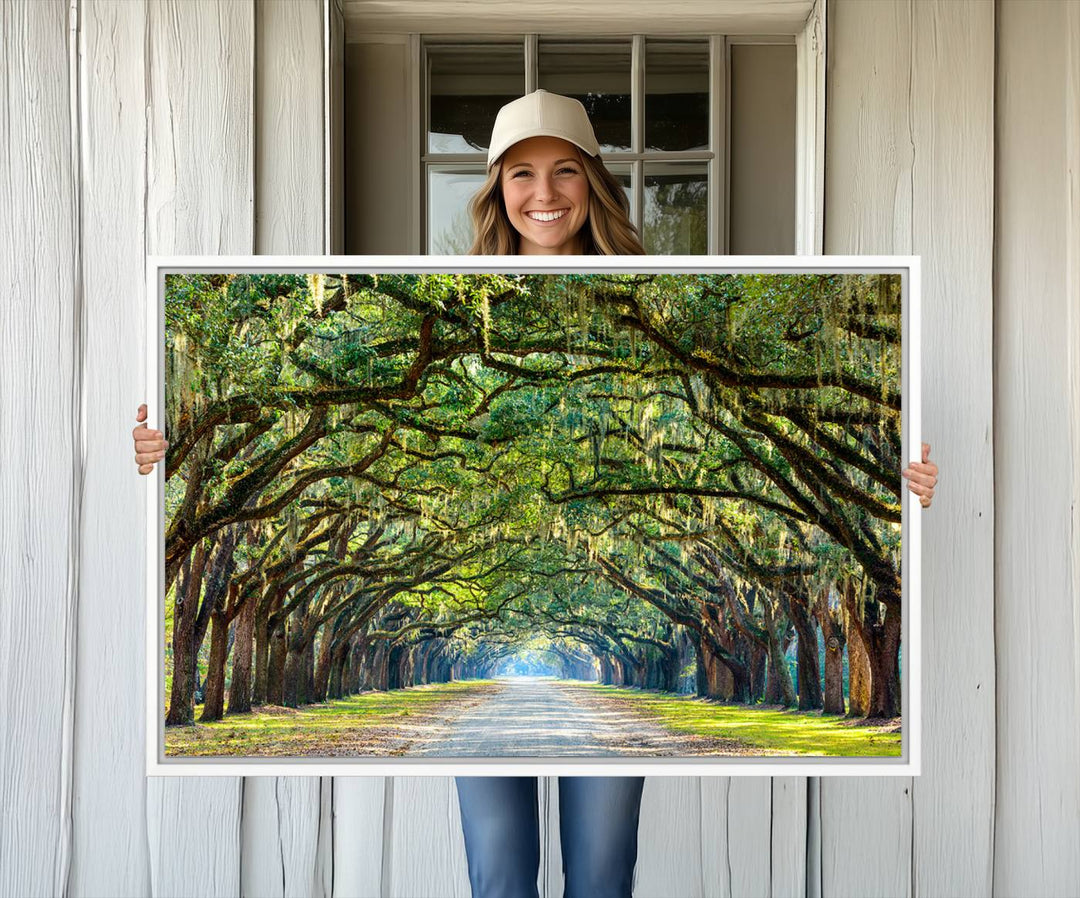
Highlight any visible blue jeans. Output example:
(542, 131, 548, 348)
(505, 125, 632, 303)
(454, 776, 646, 898)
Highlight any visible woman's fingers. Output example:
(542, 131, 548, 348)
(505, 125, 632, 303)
(134, 403, 167, 473)
(901, 449, 937, 508)
(905, 479, 933, 496)
(902, 465, 936, 487)
(133, 407, 165, 445)
(896, 443, 938, 508)
(134, 434, 168, 454)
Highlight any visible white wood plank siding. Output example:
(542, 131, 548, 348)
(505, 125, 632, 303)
(907, 3, 996, 895)
(144, 1, 253, 896)
(632, 777, 705, 898)
(699, 778, 774, 897)
(770, 777, 808, 896)
(245, 4, 333, 898)
(823, 1, 995, 895)
(0, 2, 79, 897)
(333, 777, 388, 897)
(1070, 14, 1080, 894)
(70, 0, 154, 895)
(994, 1, 1080, 892)
(255, 0, 325, 257)
(386, 777, 471, 897)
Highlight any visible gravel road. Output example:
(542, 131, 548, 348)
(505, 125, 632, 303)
(406, 675, 708, 758)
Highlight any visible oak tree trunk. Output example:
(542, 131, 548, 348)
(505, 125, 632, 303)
(786, 595, 823, 711)
(762, 599, 797, 707)
(267, 618, 287, 705)
(815, 590, 846, 715)
(165, 541, 208, 727)
(199, 609, 229, 721)
(228, 587, 256, 714)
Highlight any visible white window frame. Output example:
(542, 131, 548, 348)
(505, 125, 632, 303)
(402, 1, 826, 256)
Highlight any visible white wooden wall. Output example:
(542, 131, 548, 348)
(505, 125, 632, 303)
(823, 2, 994, 894)
(1, 1, 1076, 896)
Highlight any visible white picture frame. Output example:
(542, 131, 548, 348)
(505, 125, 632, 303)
(145, 254, 920, 777)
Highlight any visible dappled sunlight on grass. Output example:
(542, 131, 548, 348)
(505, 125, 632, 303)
(165, 680, 501, 757)
(565, 682, 902, 757)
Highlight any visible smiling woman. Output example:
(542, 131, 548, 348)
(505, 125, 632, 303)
(465, 89, 646, 256)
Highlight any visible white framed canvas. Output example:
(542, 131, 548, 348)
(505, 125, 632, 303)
(145, 255, 920, 777)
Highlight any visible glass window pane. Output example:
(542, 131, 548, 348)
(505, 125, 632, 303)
(538, 40, 631, 153)
(428, 44, 524, 154)
(428, 167, 487, 254)
(645, 40, 709, 152)
(643, 163, 708, 254)
(603, 163, 634, 219)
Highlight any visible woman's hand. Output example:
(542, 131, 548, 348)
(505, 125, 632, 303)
(133, 403, 168, 475)
(902, 442, 938, 508)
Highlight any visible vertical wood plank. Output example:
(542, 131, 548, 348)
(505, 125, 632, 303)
(634, 777, 705, 898)
(145, 1, 254, 894)
(701, 778, 775, 897)
(0, 1, 78, 896)
(821, 3, 914, 894)
(908, 2, 995, 895)
(241, 777, 323, 898)
(825, 1, 998, 895)
(146, 779, 244, 896)
(144, 0, 254, 257)
(385, 777, 471, 898)
(994, 1, 1080, 892)
(244, 2, 331, 897)
(71, 1, 153, 895)
(771, 777, 807, 897)
(333, 777, 387, 897)
(1068, 11, 1080, 864)
(699, 779, 730, 898)
(255, 0, 324, 256)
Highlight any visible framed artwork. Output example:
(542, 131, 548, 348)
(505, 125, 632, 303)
(145, 256, 920, 776)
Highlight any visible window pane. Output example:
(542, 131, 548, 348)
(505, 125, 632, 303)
(428, 44, 524, 154)
(428, 167, 487, 254)
(538, 40, 631, 153)
(603, 163, 634, 219)
(729, 44, 796, 253)
(645, 40, 709, 152)
(643, 163, 708, 254)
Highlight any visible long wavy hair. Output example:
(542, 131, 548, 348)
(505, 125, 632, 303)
(467, 148, 645, 256)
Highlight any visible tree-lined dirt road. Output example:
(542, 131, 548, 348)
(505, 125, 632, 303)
(402, 676, 775, 758)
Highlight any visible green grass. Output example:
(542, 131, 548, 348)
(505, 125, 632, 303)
(572, 682, 902, 757)
(165, 680, 499, 757)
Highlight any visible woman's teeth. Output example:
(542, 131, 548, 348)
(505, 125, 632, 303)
(527, 209, 567, 222)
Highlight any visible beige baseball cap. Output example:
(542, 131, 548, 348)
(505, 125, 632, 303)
(486, 89, 601, 169)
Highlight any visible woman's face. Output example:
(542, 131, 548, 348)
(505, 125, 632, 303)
(499, 136, 590, 255)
